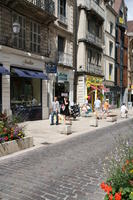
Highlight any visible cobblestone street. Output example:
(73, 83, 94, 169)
(0, 119, 133, 200)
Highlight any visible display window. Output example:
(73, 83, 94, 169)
(11, 77, 41, 109)
(55, 82, 69, 104)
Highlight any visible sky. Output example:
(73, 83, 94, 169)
(125, 0, 133, 20)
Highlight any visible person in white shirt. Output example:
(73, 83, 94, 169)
(120, 103, 128, 118)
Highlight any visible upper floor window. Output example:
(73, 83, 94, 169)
(12, 13, 26, 50)
(58, 36, 65, 52)
(109, 64, 113, 81)
(109, 0, 113, 7)
(109, 41, 113, 57)
(110, 22, 113, 35)
(58, 0, 66, 17)
(88, 49, 92, 63)
(30, 21, 41, 53)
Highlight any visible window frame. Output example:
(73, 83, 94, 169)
(30, 21, 41, 54)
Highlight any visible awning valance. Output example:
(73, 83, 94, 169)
(0, 66, 10, 75)
(13, 68, 48, 80)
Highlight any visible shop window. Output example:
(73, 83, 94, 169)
(11, 76, 41, 109)
(12, 13, 26, 50)
(30, 21, 41, 53)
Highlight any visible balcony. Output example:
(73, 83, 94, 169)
(87, 63, 103, 76)
(58, 14, 68, 25)
(58, 52, 73, 67)
(78, 0, 105, 20)
(2, 0, 56, 22)
(27, 0, 55, 15)
(86, 32, 103, 49)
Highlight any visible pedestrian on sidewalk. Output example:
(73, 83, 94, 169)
(50, 97, 60, 125)
(120, 103, 128, 118)
(62, 97, 71, 124)
(102, 99, 109, 118)
(94, 97, 101, 119)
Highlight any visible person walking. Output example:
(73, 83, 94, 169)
(94, 97, 101, 119)
(50, 97, 60, 125)
(120, 103, 128, 118)
(63, 97, 71, 124)
(103, 99, 109, 117)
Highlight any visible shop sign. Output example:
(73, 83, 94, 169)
(61, 93, 68, 97)
(86, 75, 103, 87)
(58, 73, 67, 82)
(46, 63, 57, 73)
(131, 85, 133, 90)
(119, 17, 124, 24)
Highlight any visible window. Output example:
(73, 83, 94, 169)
(109, 0, 113, 7)
(110, 22, 113, 35)
(109, 64, 113, 80)
(58, 0, 66, 17)
(11, 76, 41, 108)
(109, 41, 113, 57)
(12, 13, 26, 50)
(96, 53, 100, 66)
(88, 49, 92, 63)
(30, 21, 41, 53)
(58, 36, 65, 52)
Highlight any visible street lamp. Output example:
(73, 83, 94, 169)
(12, 22, 20, 34)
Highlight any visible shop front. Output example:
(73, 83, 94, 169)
(86, 75, 103, 110)
(55, 72, 69, 104)
(10, 67, 48, 121)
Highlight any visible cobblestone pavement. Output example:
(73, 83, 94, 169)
(0, 119, 133, 200)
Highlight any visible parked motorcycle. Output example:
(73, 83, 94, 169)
(70, 104, 80, 119)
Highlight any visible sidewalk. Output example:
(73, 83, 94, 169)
(22, 108, 133, 147)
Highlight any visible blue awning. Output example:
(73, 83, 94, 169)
(13, 68, 48, 80)
(0, 66, 10, 75)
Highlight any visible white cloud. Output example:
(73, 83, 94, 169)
(125, 0, 133, 20)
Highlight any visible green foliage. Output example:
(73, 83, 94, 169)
(101, 138, 133, 200)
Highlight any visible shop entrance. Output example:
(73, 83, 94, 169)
(55, 82, 69, 104)
(0, 75, 2, 113)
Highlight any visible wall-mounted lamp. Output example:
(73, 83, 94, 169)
(12, 22, 20, 34)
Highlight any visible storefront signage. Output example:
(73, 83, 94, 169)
(86, 75, 103, 87)
(119, 17, 124, 24)
(24, 59, 34, 65)
(58, 73, 67, 82)
(46, 63, 57, 73)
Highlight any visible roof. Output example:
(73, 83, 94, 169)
(114, 0, 122, 14)
(127, 21, 133, 33)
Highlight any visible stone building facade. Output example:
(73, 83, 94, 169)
(103, 1, 117, 105)
(77, 0, 105, 109)
(48, 0, 75, 106)
(0, 0, 56, 120)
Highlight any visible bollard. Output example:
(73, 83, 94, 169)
(60, 124, 72, 135)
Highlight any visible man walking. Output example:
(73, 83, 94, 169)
(94, 97, 101, 118)
(50, 97, 60, 125)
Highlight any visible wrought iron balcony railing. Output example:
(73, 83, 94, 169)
(78, 0, 105, 20)
(86, 31, 103, 48)
(87, 62, 103, 76)
(58, 52, 73, 67)
(27, 0, 55, 15)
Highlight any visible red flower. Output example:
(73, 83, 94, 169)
(126, 160, 129, 165)
(109, 194, 113, 200)
(115, 192, 121, 200)
(100, 182, 106, 190)
(4, 136, 8, 141)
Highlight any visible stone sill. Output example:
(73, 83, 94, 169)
(0, 136, 33, 157)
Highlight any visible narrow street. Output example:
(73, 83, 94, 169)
(0, 119, 133, 200)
